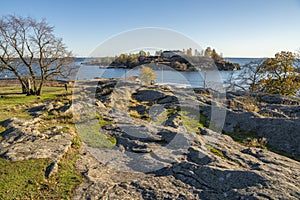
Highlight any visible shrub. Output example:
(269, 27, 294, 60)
(139, 66, 156, 84)
(129, 110, 141, 118)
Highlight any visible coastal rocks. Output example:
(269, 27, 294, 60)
(222, 111, 300, 156)
(0, 117, 73, 162)
(164, 112, 182, 128)
(259, 104, 300, 118)
(214, 60, 241, 71)
(157, 95, 178, 104)
(214, 91, 300, 156)
(73, 147, 199, 200)
(258, 108, 289, 118)
(258, 93, 300, 105)
(71, 81, 300, 199)
(1, 79, 299, 199)
(73, 127, 300, 199)
(132, 89, 166, 102)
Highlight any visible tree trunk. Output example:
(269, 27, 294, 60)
(19, 78, 36, 95)
(37, 79, 44, 96)
(22, 84, 27, 94)
(20, 79, 31, 95)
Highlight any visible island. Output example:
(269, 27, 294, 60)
(83, 47, 241, 71)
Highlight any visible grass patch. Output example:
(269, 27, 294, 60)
(96, 113, 115, 128)
(0, 86, 67, 123)
(206, 144, 242, 166)
(181, 114, 202, 133)
(224, 126, 300, 162)
(0, 86, 83, 199)
(0, 108, 33, 124)
(0, 158, 51, 199)
(129, 110, 142, 119)
(223, 127, 267, 149)
(179, 109, 207, 134)
(71, 135, 82, 149)
(206, 144, 224, 158)
(166, 108, 178, 118)
(0, 148, 82, 199)
(46, 148, 83, 198)
(0, 125, 6, 141)
(152, 110, 168, 126)
(0, 125, 6, 132)
(43, 113, 72, 123)
(0, 87, 65, 108)
(77, 120, 116, 148)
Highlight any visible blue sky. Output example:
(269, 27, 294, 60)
(1, 0, 300, 57)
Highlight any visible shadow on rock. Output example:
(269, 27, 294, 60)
(151, 162, 267, 199)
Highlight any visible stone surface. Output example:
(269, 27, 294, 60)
(0, 102, 75, 179)
(72, 130, 300, 199)
(0, 117, 73, 162)
(71, 81, 300, 199)
(1, 80, 299, 199)
(132, 89, 166, 102)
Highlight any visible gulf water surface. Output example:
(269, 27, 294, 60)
(75, 57, 262, 88)
(1, 57, 262, 88)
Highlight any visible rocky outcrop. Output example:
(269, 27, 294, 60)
(69, 79, 300, 199)
(0, 117, 73, 162)
(73, 128, 300, 199)
(1, 79, 299, 199)
(0, 102, 75, 180)
(108, 53, 241, 71)
(222, 91, 300, 156)
(214, 60, 241, 71)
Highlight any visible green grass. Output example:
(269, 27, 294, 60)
(206, 144, 225, 158)
(47, 149, 83, 199)
(181, 114, 202, 133)
(0, 108, 33, 124)
(155, 108, 208, 134)
(166, 108, 178, 118)
(71, 135, 82, 149)
(129, 110, 142, 119)
(0, 86, 66, 124)
(179, 109, 207, 134)
(0, 86, 83, 199)
(96, 113, 115, 128)
(47, 112, 74, 125)
(77, 120, 116, 148)
(205, 144, 242, 166)
(223, 127, 267, 149)
(223, 126, 300, 162)
(0, 148, 82, 199)
(0, 125, 5, 141)
(152, 110, 168, 125)
(0, 158, 51, 199)
(0, 87, 65, 107)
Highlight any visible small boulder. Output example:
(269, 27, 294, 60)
(132, 90, 165, 102)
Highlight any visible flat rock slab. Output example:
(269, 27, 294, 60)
(132, 89, 166, 102)
(0, 118, 73, 162)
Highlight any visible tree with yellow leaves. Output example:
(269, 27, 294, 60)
(139, 66, 156, 85)
(259, 51, 299, 95)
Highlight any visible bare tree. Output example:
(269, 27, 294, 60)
(0, 15, 74, 95)
(229, 58, 266, 92)
(229, 51, 299, 96)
